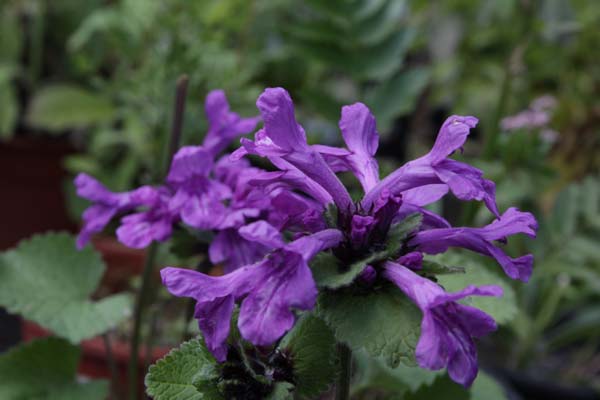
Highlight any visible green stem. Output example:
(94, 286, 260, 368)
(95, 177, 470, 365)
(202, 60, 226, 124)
(102, 332, 119, 400)
(127, 75, 189, 400)
(335, 344, 352, 400)
(128, 242, 158, 400)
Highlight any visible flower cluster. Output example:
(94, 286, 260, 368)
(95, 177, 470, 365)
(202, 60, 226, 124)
(76, 87, 537, 387)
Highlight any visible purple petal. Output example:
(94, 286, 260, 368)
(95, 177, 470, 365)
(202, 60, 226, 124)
(203, 90, 260, 156)
(426, 115, 478, 164)
(238, 221, 286, 248)
(396, 251, 423, 270)
(167, 146, 214, 184)
(339, 102, 380, 191)
(409, 208, 537, 281)
(383, 262, 500, 387)
(432, 160, 499, 217)
(238, 252, 317, 346)
(194, 296, 234, 362)
(209, 229, 270, 273)
(256, 88, 308, 152)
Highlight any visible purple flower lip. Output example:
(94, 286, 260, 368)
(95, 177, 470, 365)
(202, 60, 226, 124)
(161, 222, 343, 361)
(384, 261, 501, 387)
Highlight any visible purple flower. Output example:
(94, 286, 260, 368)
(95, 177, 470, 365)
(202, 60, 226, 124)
(74, 173, 157, 249)
(409, 207, 538, 282)
(116, 187, 178, 249)
(202, 90, 260, 156)
(314, 102, 380, 192)
(233, 88, 354, 213)
(161, 221, 343, 361)
(362, 116, 499, 217)
(384, 261, 501, 387)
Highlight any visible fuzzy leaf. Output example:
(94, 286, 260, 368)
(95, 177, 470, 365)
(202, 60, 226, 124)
(0, 337, 108, 399)
(0, 232, 131, 343)
(280, 315, 337, 398)
(145, 337, 222, 400)
(317, 284, 421, 368)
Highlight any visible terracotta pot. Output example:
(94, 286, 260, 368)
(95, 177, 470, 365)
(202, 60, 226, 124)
(21, 320, 171, 397)
(0, 136, 77, 250)
(91, 236, 147, 293)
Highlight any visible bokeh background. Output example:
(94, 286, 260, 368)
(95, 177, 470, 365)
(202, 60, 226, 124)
(0, 1, 598, 399)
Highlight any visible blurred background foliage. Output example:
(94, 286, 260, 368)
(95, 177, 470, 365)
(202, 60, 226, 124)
(0, 0, 599, 397)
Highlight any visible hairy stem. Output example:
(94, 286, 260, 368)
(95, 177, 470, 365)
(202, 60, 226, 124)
(127, 75, 189, 400)
(335, 344, 352, 400)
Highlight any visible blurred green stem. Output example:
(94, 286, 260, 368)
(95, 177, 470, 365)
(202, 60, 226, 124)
(128, 75, 189, 400)
(336, 344, 352, 400)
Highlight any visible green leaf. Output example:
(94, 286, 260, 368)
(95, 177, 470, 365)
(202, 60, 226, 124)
(266, 383, 294, 400)
(280, 315, 337, 399)
(354, 350, 441, 396)
(431, 254, 517, 324)
(403, 371, 507, 400)
(349, 28, 416, 79)
(0, 232, 132, 343)
(470, 372, 507, 400)
(311, 252, 368, 289)
(385, 212, 423, 255)
(367, 67, 431, 128)
(317, 284, 421, 368)
(421, 260, 466, 275)
(0, 337, 108, 400)
(26, 84, 116, 131)
(146, 337, 222, 400)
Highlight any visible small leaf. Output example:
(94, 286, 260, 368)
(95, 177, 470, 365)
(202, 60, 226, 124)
(280, 315, 337, 399)
(317, 284, 421, 368)
(145, 337, 222, 400)
(26, 84, 116, 131)
(385, 212, 423, 255)
(0, 233, 132, 343)
(0, 338, 108, 400)
(421, 260, 466, 275)
(311, 252, 368, 289)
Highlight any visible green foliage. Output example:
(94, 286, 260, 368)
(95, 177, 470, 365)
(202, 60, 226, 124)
(353, 350, 441, 397)
(280, 315, 337, 398)
(0, 337, 108, 400)
(0, 232, 131, 343)
(403, 372, 506, 400)
(285, 0, 429, 130)
(26, 84, 116, 132)
(0, 65, 17, 138)
(145, 337, 221, 400)
(317, 284, 421, 368)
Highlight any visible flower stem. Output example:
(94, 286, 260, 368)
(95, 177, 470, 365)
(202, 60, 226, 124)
(335, 344, 352, 400)
(127, 75, 189, 400)
(127, 242, 158, 400)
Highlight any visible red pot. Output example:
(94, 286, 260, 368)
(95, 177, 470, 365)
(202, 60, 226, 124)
(21, 320, 171, 398)
(0, 136, 77, 250)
